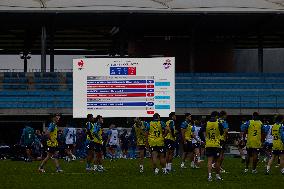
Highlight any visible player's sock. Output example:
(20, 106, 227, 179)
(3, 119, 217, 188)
(241, 155, 246, 160)
(216, 174, 222, 180)
(191, 161, 195, 168)
(181, 162, 185, 168)
(168, 163, 172, 171)
(165, 163, 168, 170)
(139, 164, 144, 172)
(281, 168, 284, 174)
(154, 168, 159, 174)
(94, 164, 98, 171)
(208, 173, 212, 177)
(266, 165, 270, 171)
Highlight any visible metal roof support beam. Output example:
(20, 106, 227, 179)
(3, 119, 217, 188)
(41, 25, 46, 72)
(258, 34, 264, 73)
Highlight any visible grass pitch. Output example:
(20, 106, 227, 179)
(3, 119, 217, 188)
(0, 157, 283, 189)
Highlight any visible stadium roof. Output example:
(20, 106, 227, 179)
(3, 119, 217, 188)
(1, 0, 284, 13)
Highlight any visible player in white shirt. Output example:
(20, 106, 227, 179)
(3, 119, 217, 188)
(107, 124, 119, 160)
(263, 119, 273, 163)
(64, 127, 77, 162)
(192, 120, 203, 168)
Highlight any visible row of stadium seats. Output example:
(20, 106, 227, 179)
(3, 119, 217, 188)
(0, 102, 72, 108)
(1, 72, 284, 109)
(176, 103, 284, 108)
(175, 72, 284, 77)
(176, 84, 284, 89)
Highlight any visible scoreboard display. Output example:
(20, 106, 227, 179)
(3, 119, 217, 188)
(73, 58, 175, 118)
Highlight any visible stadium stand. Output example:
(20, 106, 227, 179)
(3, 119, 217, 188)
(1, 72, 284, 110)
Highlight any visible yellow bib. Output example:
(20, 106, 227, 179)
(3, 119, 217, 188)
(165, 120, 176, 141)
(272, 123, 284, 151)
(134, 121, 146, 146)
(247, 120, 262, 148)
(148, 121, 164, 147)
(205, 121, 220, 148)
(86, 122, 94, 141)
(185, 124, 193, 141)
(47, 125, 58, 147)
(93, 126, 103, 144)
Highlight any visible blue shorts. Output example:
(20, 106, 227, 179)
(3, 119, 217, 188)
(206, 147, 221, 158)
(264, 142, 273, 150)
(165, 139, 175, 150)
(272, 150, 284, 155)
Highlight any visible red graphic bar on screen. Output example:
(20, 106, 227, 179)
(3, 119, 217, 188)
(128, 67, 136, 75)
(147, 111, 154, 114)
(87, 84, 146, 88)
(147, 93, 154, 97)
(87, 93, 146, 97)
(147, 85, 154, 88)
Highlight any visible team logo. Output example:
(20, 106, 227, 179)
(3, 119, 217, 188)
(77, 60, 84, 70)
(163, 59, 171, 69)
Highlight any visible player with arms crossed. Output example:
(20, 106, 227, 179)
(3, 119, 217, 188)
(241, 112, 266, 173)
(133, 117, 148, 173)
(165, 112, 177, 172)
(38, 114, 63, 173)
(146, 113, 168, 175)
(204, 111, 225, 181)
(266, 114, 284, 175)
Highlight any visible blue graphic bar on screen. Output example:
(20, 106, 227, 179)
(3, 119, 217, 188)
(155, 105, 170, 109)
(155, 82, 170, 86)
(155, 96, 170, 99)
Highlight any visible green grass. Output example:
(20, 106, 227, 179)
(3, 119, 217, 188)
(0, 157, 283, 189)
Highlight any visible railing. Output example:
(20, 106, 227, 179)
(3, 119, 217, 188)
(0, 69, 73, 72)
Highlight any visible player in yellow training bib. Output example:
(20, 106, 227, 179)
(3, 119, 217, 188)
(218, 111, 229, 173)
(133, 117, 148, 173)
(165, 112, 176, 172)
(146, 113, 167, 175)
(180, 113, 199, 169)
(85, 114, 95, 171)
(205, 111, 225, 181)
(38, 114, 63, 173)
(92, 115, 104, 172)
(266, 115, 284, 175)
(240, 112, 266, 174)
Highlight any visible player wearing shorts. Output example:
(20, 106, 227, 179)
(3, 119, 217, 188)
(133, 117, 148, 173)
(218, 111, 229, 173)
(64, 127, 76, 162)
(93, 115, 104, 172)
(106, 124, 119, 160)
(165, 112, 176, 172)
(38, 114, 63, 173)
(238, 118, 248, 162)
(266, 115, 284, 175)
(85, 114, 95, 171)
(180, 113, 198, 169)
(192, 120, 203, 168)
(20, 123, 35, 162)
(205, 111, 225, 181)
(263, 119, 273, 163)
(241, 112, 266, 174)
(146, 113, 168, 175)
